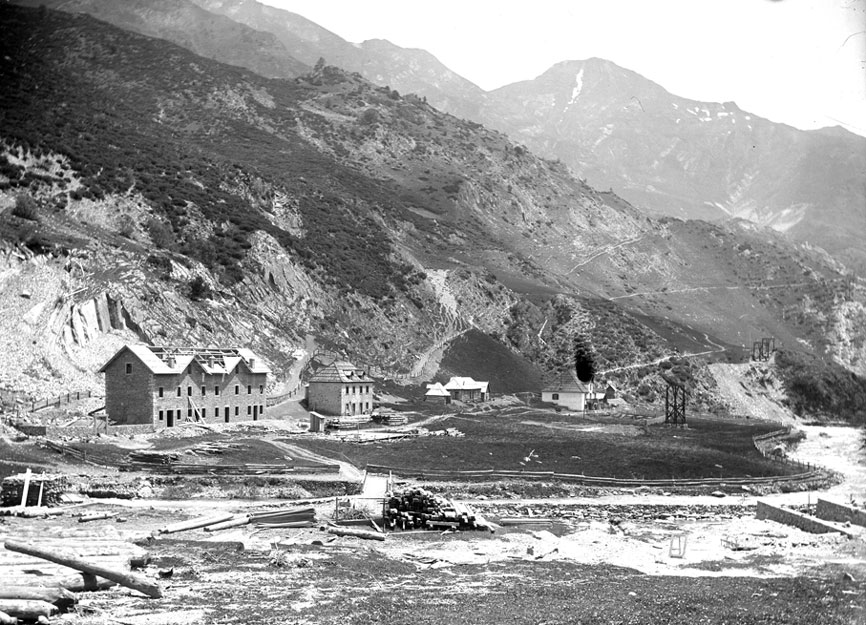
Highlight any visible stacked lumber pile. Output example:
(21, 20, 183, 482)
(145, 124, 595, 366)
(0, 526, 158, 622)
(1, 473, 69, 507)
(127, 450, 179, 465)
(184, 441, 241, 456)
(327, 414, 371, 429)
(375, 413, 408, 426)
(251, 506, 315, 528)
(383, 488, 490, 531)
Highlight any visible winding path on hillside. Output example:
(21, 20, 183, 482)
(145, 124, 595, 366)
(567, 236, 645, 274)
(608, 281, 814, 301)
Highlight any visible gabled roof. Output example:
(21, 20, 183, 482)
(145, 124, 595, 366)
(309, 361, 374, 384)
(99, 345, 270, 375)
(444, 377, 489, 393)
(543, 370, 592, 394)
(425, 382, 451, 397)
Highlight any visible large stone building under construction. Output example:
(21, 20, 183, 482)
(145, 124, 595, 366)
(306, 361, 374, 416)
(100, 345, 270, 427)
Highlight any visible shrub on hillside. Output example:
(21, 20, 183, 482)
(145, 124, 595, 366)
(775, 349, 866, 424)
(12, 193, 39, 221)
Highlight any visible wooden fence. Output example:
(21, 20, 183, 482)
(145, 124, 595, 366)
(30, 390, 97, 412)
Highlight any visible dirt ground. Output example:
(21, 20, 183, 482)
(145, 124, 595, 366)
(1, 423, 864, 624)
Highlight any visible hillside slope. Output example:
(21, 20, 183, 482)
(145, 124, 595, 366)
(0, 5, 863, 402)
(16, 0, 309, 79)
(479, 59, 866, 272)
(24, 1, 864, 275)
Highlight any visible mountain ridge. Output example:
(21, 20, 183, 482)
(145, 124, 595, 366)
(1, 4, 864, 413)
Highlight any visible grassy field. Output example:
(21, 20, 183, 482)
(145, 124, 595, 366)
(291, 410, 798, 480)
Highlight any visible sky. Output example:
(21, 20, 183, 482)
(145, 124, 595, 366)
(262, 0, 866, 137)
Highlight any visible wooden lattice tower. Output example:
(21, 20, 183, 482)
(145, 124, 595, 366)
(663, 376, 687, 426)
(751, 337, 775, 361)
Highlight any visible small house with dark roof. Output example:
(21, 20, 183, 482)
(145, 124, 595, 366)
(443, 377, 489, 402)
(99, 345, 270, 427)
(306, 361, 374, 416)
(541, 371, 593, 411)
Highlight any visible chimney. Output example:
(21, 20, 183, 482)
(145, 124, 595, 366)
(208, 356, 215, 369)
(167, 354, 175, 368)
(249, 358, 256, 370)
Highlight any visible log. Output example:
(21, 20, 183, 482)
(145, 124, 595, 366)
(55, 573, 116, 593)
(0, 600, 56, 621)
(203, 515, 250, 532)
(253, 521, 314, 529)
(324, 527, 385, 541)
(0, 610, 16, 625)
(78, 512, 117, 523)
(0, 587, 75, 610)
(3, 541, 162, 599)
(0, 574, 113, 592)
(18, 507, 65, 518)
(156, 512, 234, 535)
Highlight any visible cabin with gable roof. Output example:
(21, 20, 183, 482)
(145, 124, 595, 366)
(99, 345, 270, 427)
(541, 370, 593, 411)
(443, 376, 489, 402)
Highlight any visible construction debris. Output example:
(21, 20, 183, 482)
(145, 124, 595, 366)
(383, 488, 489, 531)
(156, 512, 235, 535)
(324, 526, 385, 541)
(252, 506, 316, 527)
(376, 413, 409, 427)
(1, 472, 69, 508)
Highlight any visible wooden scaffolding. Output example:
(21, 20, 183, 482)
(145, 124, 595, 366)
(663, 377, 687, 427)
(751, 337, 775, 361)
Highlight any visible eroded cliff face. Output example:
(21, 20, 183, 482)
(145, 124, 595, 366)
(0, 218, 520, 401)
(828, 298, 866, 377)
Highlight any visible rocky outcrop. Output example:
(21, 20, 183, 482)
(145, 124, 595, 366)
(63, 292, 146, 347)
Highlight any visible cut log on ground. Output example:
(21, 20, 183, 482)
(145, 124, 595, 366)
(0, 600, 56, 621)
(204, 515, 250, 532)
(324, 527, 385, 541)
(78, 512, 118, 523)
(0, 573, 115, 593)
(0, 587, 75, 610)
(0, 610, 16, 625)
(156, 512, 234, 535)
(3, 541, 162, 599)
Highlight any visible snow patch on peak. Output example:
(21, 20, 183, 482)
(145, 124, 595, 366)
(567, 68, 585, 107)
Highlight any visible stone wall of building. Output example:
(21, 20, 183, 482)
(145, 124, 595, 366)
(152, 368, 267, 426)
(104, 353, 154, 425)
